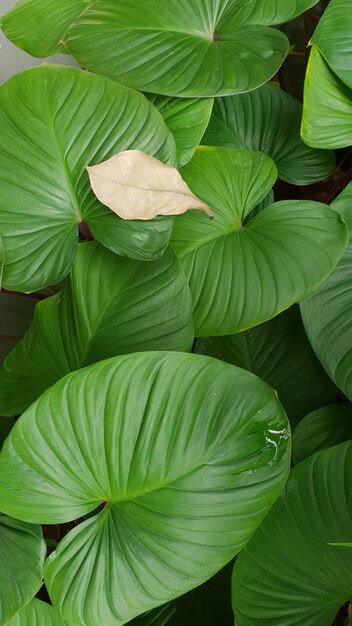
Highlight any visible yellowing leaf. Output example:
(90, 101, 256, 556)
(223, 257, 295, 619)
(87, 150, 213, 220)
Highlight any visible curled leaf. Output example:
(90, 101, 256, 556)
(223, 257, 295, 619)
(87, 150, 213, 220)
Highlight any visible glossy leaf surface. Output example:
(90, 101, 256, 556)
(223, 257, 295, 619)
(301, 47, 352, 149)
(7, 599, 67, 626)
(1, 0, 316, 67)
(0, 352, 290, 624)
(0, 0, 88, 56)
(0, 515, 46, 626)
(0, 242, 194, 416)
(301, 182, 352, 400)
(203, 82, 335, 185)
(233, 441, 352, 625)
(311, 0, 352, 89)
(245, 1, 319, 25)
(171, 147, 348, 336)
(197, 306, 338, 428)
(147, 95, 213, 167)
(129, 562, 234, 626)
(292, 404, 352, 465)
(10, 0, 295, 97)
(0, 65, 176, 291)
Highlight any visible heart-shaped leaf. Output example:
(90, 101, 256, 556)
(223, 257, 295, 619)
(0, 352, 290, 624)
(1, 0, 316, 65)
(171, 147, 348, 336)
(301, 47, 352, 149)
(0, 242, 194, 416)
(129, 562, 234, 626)
(146, 95, 213, 168)
(232, 441, 352, 625)
(197, 306, 339, 428)
(301, 182, 352, 400)
(292, 404, 352, 465)
(7, 599, 67, 626)
(0, 515, 46, 625)
(202, 82, 335, 185)
(311, 0, 352, 90)
(87, 151, 213, 220)
(1, 0, 300, 97)
(0, 65, 177, 292)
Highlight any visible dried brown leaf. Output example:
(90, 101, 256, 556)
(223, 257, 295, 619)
(87, 150, 214, 220)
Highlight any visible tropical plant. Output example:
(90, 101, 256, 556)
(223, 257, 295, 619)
(0, 1, 351, 625)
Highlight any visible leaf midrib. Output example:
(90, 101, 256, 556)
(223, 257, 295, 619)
(70, 258, 140, 368)
(45, 72, 82, 223)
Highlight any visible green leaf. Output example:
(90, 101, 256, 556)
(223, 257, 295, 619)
(1, 0, 316, 67)
(129, 562, 234, 626)
(171, 147, 348, 336)
(245, 1, 319, 25)
(301, 182, 352, 401)
(0, 0, 89, 56)
(0, 65, 177, 292)
(311, 0, 352, 89)
(0, 292, 37, 363)
(202, 82, 335, 185)
(0, 242, 193, 416)
(232, 441, 352, 626)
(146, 95, 213, 167)
(25, 0, 292, 97)
(0, 514, 46, 625)
(197, 306, 338, 428)
(301, 47, 352, 149)
(0, 352, 290, 624)
(7, 599, 67, 626)
(292, 403, 352, 465)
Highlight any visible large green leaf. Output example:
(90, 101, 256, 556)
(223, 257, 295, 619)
(202, 82, 335, 185)
(0, 292, 37, 363)
(0, 0, 307, 97)
(171, 147, 348, 336)
(7, 599, 67, 626)
(1, 0, 317, 63)
(0, 352, 290, 624)
(292, 404, 352, 465)
(129, 562, 234, 626)
(197, 306, 338, 428)
(0, 515, 46, 625)
(0, 242, 193, 416)
(311, 0, 352, 89)
(301, 47, 352, 149)
(232, 441, 352, 625)
(0, 0, 88, 56)
(147, 95, 213, 167)
(301, 182, 352, 400)
(62, 1, 290, 97)
(0, 65, 177, 292)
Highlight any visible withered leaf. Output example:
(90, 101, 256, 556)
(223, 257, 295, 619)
(87, 150, 214, 220)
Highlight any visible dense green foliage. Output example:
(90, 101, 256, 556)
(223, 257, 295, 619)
(0, 1, 351, 625)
